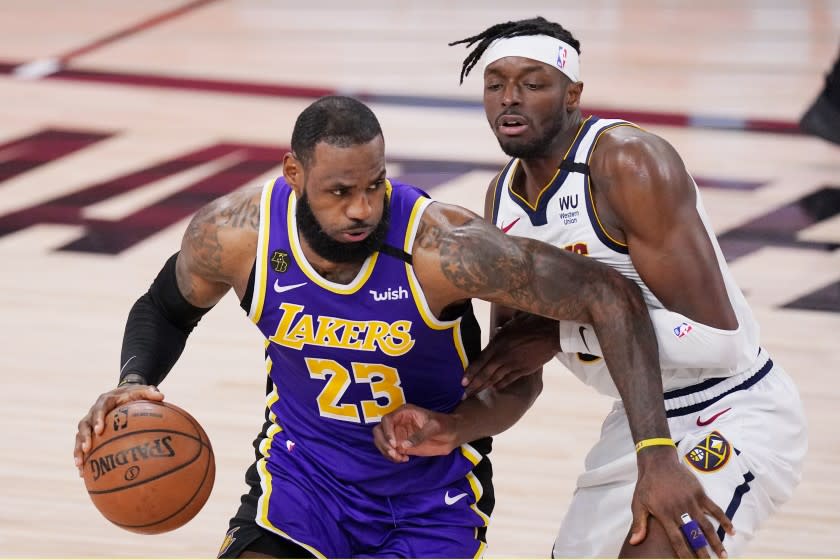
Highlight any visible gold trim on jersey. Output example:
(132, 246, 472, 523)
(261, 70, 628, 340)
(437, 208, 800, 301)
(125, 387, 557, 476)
(255, 428, 326, 559)
(253, 373, 325, 557)
(265, 367, 280, 424)
(506, 115, 593, 211)
(402, 198, 458, 330)
(286, 188, 382, 294)
(249, 177, 277, 323)
(461, 443, 491, 528)
(488, 169, 504, 224)
(585, 122, 640, 249)
(461, 442, 482, 466)
(402, 197, 469, 368)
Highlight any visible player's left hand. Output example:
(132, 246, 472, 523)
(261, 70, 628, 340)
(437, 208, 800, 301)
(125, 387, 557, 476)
(462, 312, 559, 398)
(628, 446, 735, 558)
(374, 404, 459, 463)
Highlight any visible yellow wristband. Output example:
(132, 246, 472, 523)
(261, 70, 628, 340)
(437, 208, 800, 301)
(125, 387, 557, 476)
(634, 438, 676, 453)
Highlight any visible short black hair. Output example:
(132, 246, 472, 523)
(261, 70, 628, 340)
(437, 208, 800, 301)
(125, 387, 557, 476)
(449, 16, 581, 84)
(291, 96, 383, 167)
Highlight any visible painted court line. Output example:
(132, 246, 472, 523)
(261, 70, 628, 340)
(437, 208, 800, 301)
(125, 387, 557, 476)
(13, 0, 220, 79)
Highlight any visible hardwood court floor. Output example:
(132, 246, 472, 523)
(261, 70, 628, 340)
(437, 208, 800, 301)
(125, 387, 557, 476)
(0, 1, 838, 557)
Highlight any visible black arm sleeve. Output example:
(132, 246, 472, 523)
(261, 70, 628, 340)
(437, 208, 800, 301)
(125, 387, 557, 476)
(119, 252, 214, 386)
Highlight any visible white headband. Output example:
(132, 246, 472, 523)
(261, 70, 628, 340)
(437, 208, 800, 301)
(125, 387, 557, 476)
(482, 35, 580, 82)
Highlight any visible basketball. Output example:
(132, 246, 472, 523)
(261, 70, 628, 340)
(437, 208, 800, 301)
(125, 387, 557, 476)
(82, 400, 215, 534)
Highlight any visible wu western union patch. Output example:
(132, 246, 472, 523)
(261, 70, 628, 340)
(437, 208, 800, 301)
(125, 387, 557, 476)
(684, 431, 731, 473)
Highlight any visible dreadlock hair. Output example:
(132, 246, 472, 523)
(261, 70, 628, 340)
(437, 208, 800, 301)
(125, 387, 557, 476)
(449, 16, 581, 84)
(291, 95, 383, 168)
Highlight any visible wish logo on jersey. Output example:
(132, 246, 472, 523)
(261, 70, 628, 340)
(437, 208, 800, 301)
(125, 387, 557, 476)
(685, 431, 732, 473)
(370, 286, 409, 302)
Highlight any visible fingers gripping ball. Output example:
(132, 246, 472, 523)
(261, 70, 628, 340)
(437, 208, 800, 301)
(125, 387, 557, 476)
(82, 400, 215, 534)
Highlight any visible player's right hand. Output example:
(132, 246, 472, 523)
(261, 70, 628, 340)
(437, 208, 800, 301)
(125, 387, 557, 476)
(374, 404, 458, 463)
(73, 384, 164, 477)
(462, 312, 559, 397)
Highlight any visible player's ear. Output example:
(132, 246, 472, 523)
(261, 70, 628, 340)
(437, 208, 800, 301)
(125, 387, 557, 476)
(565, 81, 583, 112)
(282, 152, 304, 196)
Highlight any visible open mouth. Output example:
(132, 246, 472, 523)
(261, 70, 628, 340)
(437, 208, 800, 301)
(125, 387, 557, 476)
(497, 114, 529, 136)
(341, 228, 371, 242)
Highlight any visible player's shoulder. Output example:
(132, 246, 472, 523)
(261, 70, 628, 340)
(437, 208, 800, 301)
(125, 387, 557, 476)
(596, 125, 671, 160)
(189, 184, 263, 234)
(388, 178, 431, 200)
(180, 184, 263, 284)
(591, 124, 683, 182)
(421, 200, 482, 230)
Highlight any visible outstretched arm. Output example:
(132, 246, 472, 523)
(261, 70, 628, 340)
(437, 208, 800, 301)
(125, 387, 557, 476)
(461, 179, 558, 396)
(374, 373, 542, 462)
(73, 186, 261, 474)
(375, 185, 548, 460)
(414, 202, 668, 445)
(412, 202, 733, 559)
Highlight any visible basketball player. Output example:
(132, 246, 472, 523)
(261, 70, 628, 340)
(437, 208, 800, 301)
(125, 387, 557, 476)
(376, 17, 807, 559)
(73, 96, 687, 558)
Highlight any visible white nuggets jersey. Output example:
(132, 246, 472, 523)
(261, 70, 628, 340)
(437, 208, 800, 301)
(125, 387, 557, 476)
(491, 116, 761, 396)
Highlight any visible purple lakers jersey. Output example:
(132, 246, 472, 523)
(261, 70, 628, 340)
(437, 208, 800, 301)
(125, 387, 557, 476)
(243, 177, 486, 496)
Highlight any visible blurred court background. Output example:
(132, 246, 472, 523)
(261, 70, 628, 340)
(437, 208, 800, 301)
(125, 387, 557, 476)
(0, 0, 838, 556)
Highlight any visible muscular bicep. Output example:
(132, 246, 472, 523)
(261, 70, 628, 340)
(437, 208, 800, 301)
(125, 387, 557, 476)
(595, 132, 737, 329)
(177, 186, 261, 308)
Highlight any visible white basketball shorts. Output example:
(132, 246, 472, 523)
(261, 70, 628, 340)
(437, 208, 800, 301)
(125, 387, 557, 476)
(552, 349, 807, 558)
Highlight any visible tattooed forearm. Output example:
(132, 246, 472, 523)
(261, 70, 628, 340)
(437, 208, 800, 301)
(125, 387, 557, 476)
(439, 219, 669, 440)
(438, 219, 533, 296)
(438, 220, 593, 320)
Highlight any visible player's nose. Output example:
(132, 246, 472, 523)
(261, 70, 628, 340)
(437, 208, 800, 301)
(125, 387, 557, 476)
(346, 191, 373, 221)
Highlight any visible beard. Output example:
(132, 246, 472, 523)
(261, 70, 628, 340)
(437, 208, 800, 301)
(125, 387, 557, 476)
(296, 192, 390, 264)
(496, 113, 568, 159)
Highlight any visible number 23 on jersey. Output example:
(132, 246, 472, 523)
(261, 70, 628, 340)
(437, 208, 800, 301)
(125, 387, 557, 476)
(305, 357, 406, 424)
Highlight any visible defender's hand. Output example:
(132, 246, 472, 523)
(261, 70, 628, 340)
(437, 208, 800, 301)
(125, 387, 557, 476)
(73, 383, 164, 476)
(462, 313, 559, 398)
(628, 447, 735, 558)
(374, 404, 458, 463)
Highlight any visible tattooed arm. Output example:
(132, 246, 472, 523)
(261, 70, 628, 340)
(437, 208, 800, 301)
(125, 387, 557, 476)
(119, 184, 262, 383)
(409, 201, 734, 559)
(413, 201, 667, 444)
(73, 186, 261, 475)
(177, 185, 262, 306)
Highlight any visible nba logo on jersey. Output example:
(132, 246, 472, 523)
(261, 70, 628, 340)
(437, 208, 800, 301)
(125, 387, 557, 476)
(673, 322, 693, 338)
(557, 46, 567, 69)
